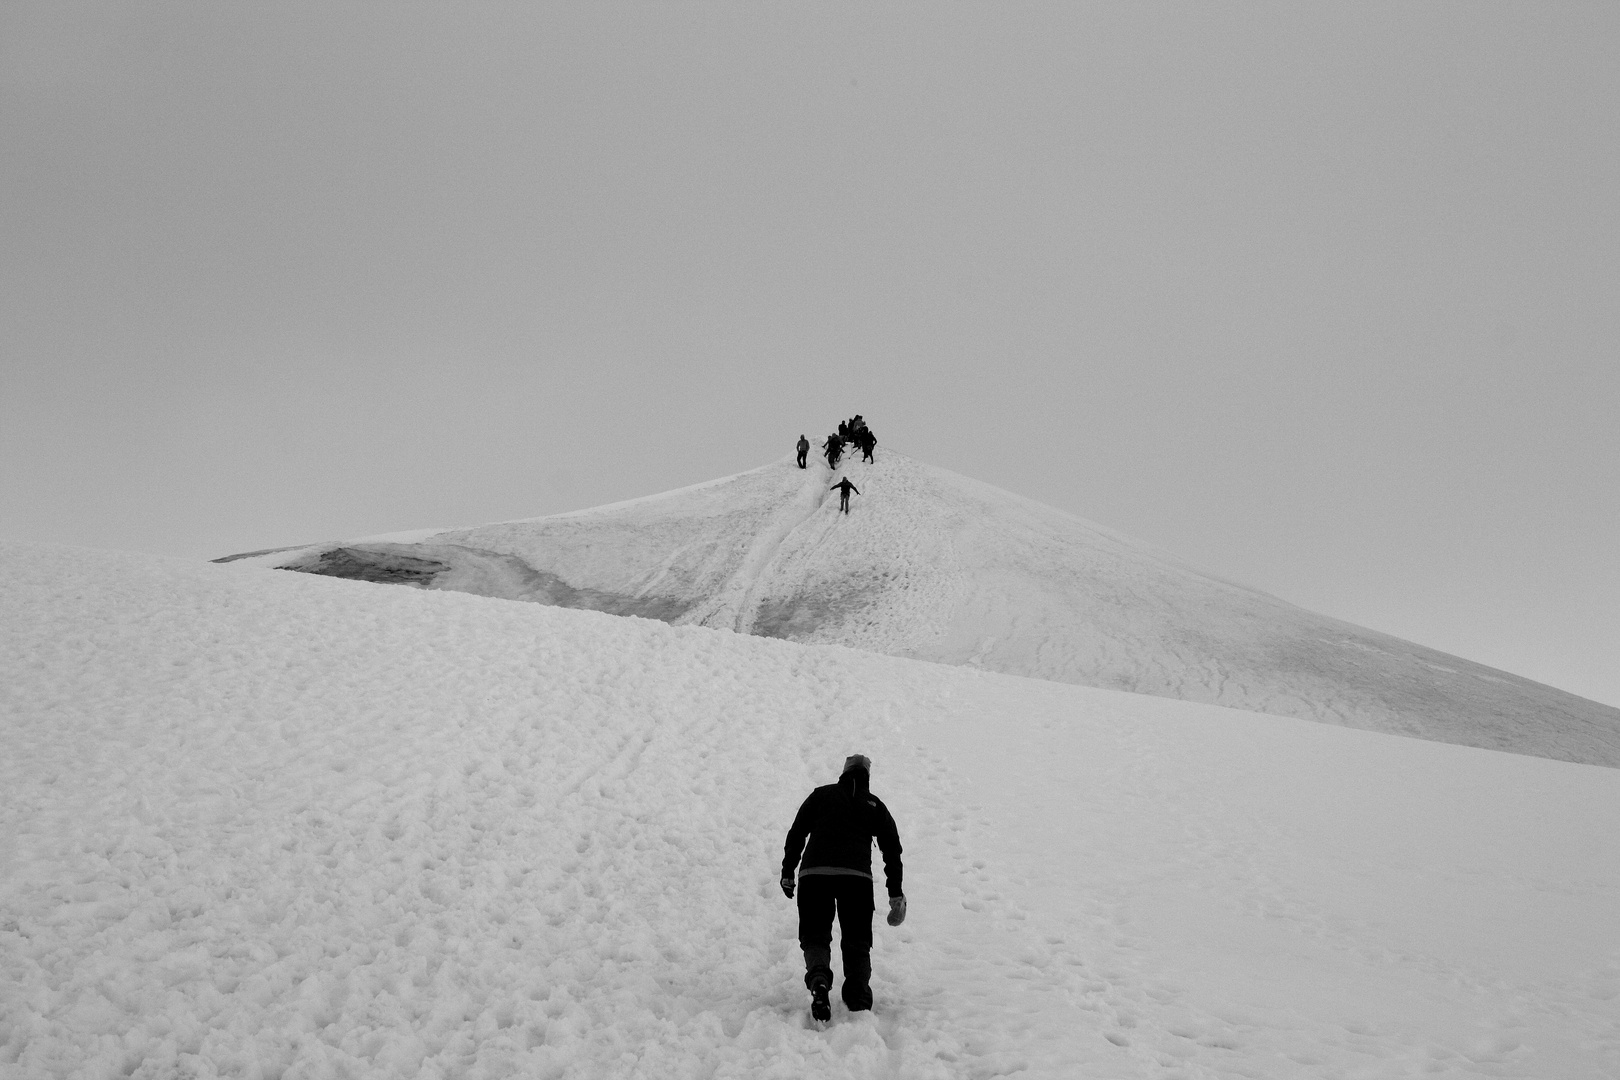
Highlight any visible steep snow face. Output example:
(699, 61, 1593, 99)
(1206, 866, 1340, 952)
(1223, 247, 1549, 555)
(4, 540, 1619, 1078)
(236, 452, 1620, 768)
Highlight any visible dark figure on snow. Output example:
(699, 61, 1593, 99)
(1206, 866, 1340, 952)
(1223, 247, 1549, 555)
(837, 420, 851, 442)
(781, 755, 905, 1021)
(831, 477, 860, 514)
(823, 435, 843, 469)
(796, 434, 810, 469)
(857, 429, 876, 463)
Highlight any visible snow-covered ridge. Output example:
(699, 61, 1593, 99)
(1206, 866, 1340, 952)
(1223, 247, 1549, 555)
(223, 451, 1620, 768)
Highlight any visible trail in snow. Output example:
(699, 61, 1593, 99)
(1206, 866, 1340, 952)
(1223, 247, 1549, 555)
(685, 460, 836, 634)
(4, 541, 1618, 1079)
(740, 454, 967, 661)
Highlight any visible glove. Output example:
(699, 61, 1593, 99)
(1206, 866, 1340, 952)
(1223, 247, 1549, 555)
(781, 876, 795, 899)
(887, 894, 907, 926)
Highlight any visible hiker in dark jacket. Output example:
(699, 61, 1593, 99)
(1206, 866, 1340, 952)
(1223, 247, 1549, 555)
(831, 477, 859, 514)
(796, 435, 810, 469)
(823, 435, 843, 469)
(857, 428, 875, 463)
(781, 754, 906, 1019)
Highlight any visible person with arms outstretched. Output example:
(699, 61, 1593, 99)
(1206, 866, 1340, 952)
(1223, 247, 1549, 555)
(796, 434, 810, 469)
(831, 477, 859, 514)
(781, 754, 906, 1021)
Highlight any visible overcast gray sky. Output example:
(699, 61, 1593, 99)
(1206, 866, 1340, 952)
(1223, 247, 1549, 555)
(4, 2, 1617, 709)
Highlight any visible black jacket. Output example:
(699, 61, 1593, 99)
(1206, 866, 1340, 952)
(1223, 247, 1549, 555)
(782, 772, 904, 897)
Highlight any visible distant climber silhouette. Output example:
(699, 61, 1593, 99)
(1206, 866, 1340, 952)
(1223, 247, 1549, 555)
(823, 435, 843, 469)
(831, 478, 860, 514)
(797, 435, 810, 469)
(857, 429, 875, 463)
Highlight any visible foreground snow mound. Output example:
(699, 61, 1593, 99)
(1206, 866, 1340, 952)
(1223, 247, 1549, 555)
(4, 540, 1619, 1079)
(227, 452, 1620, 768)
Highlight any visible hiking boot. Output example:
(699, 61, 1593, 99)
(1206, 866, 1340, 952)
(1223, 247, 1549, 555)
(810, 980, 832, 1022)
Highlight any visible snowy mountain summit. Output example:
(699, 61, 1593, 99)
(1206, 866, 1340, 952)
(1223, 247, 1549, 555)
(226, 450, 1620, 768)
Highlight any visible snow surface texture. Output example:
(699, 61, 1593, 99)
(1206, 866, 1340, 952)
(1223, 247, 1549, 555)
(232, 451, 1620, 769)
(4, 541, 1619, 1078)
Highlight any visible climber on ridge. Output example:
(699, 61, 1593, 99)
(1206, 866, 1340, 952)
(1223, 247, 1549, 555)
(831, 477, 859, 514)
(823, 435, 843, 469)
(796, 434, 810, 469)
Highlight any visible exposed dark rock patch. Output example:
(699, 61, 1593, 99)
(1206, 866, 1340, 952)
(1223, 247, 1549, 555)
(275, 543, 696, 624)
(283, 547, 451, 585)
(463, 552, 696, 622)
(751, 574, 882, 641)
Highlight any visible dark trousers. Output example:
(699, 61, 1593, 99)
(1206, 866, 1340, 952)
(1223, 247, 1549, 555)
(797, 875, 875, 1010)
(797, 449, 808, 468)
(838, 493, 851, 513)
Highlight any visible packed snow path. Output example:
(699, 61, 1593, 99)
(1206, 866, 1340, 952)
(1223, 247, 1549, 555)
(4, 542, 1619, 1078)
(231, 451, 1620, 769)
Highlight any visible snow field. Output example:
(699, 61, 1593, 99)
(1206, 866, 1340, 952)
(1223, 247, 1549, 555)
(921, 677, 1620, 1076)
(0, 544, 1098, 1078)
(3, 541, 1619, 1078)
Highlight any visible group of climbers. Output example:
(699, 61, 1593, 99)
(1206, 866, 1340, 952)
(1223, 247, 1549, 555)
(839, 416, 876, 464)
(794, 415, 877, 515)
(795, 416, 877, 471)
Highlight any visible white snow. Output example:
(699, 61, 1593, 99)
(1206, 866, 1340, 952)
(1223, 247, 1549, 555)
(4, 540, 1618, 1078)
(238, 451, 1620, 769)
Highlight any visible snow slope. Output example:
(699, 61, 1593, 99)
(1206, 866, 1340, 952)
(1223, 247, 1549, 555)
(227, 451, 1620, 768)
(4, 540, 1618, 1078)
